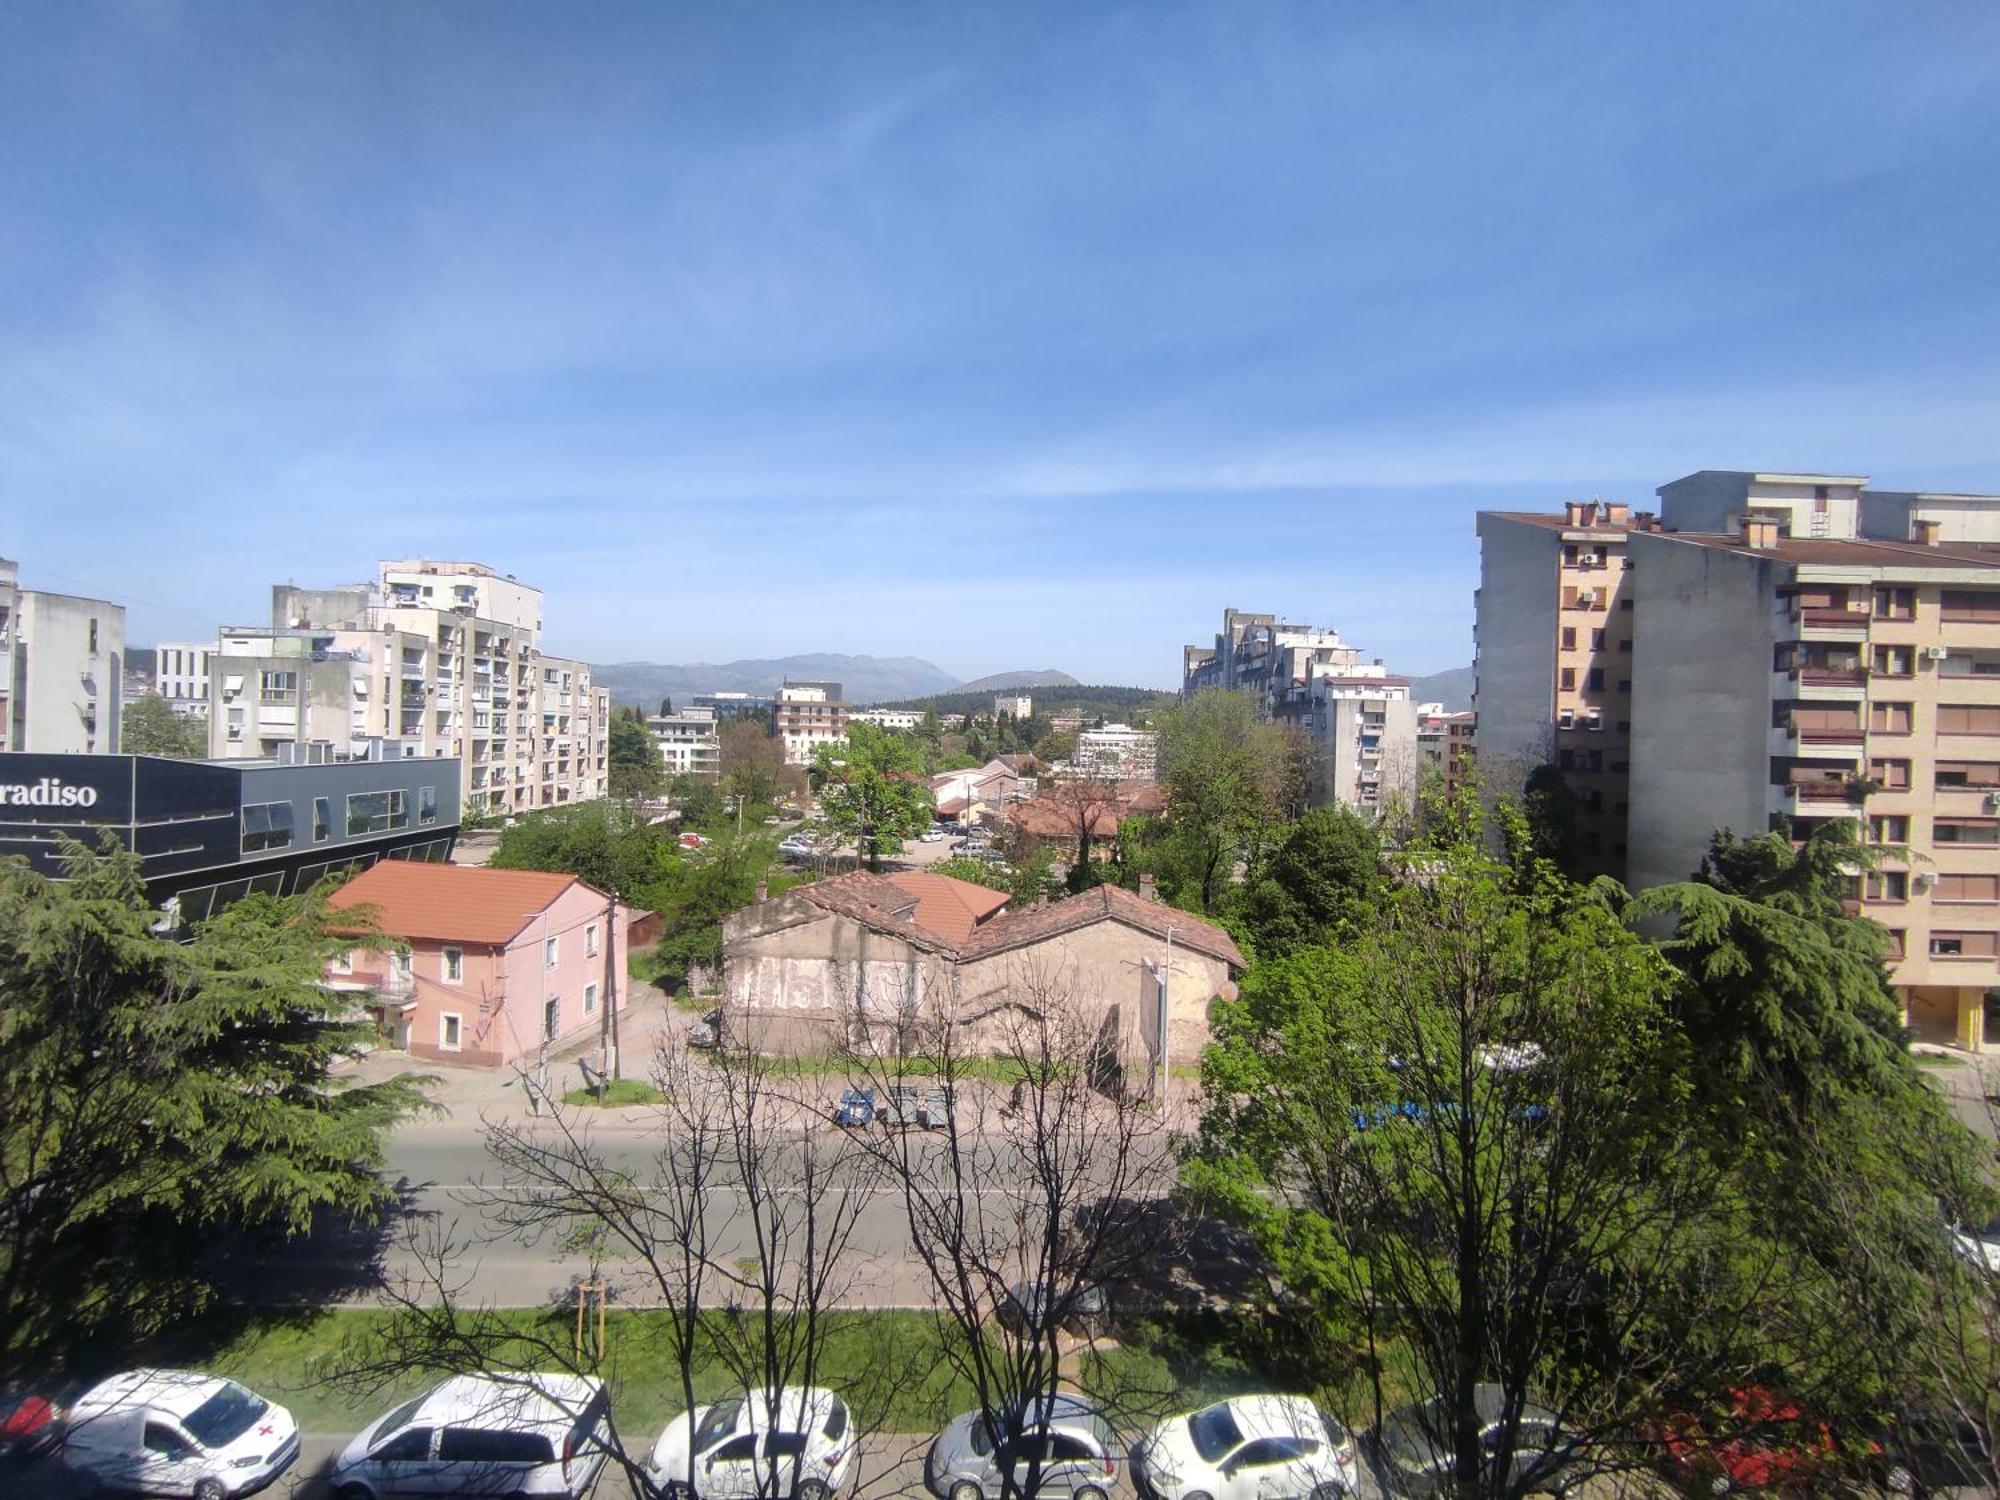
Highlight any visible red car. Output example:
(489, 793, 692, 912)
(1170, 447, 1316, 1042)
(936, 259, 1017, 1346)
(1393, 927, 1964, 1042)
(1661, 1387, 1872, 1493)
(0, 1387, 62, 1461)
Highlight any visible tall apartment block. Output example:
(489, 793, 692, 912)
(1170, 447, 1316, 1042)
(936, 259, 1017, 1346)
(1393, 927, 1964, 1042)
(209, 559, 609, 816)
(772, 681, 848, 767)
(1473, 501, 1641, 874)
(648, 705, 722, 778)
(1183, 606, 1420, 815)
(2, 557, 127, 755)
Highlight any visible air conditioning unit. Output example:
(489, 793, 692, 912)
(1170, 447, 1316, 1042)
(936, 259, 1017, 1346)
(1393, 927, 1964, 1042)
(1913, 871, 1937, 891)
(1580, 552, 1602, 567)
(1577, 589, 1598, 606)
(1924, 645, 1950, 661)
(1985, 792, 2000, 813)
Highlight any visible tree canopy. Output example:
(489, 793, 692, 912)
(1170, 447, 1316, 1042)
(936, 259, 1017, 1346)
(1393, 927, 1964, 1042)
(1153, 688, 1298, 912)
(607, 706, 666, 802)
(119, 695, 207, 758)
(811, 722, 935, 870)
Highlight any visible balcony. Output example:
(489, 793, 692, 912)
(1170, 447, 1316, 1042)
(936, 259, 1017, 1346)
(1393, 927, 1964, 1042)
(1795, 604, 1871, 632)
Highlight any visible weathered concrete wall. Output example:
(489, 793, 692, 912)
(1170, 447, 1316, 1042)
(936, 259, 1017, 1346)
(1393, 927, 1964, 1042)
(1473, 516, 1556, 803)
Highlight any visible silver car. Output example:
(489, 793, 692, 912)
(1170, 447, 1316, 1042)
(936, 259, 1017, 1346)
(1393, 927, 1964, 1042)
(926, 1393, 1121, 1500)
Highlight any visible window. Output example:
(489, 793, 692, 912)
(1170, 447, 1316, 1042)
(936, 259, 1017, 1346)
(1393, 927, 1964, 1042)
(143, 1422, 191, 1459)
(88, 618, 100, 654)
(1874, 587, 1916, 620)
(1559, 667, 1576, 692)
(1935, 819, 2000, 845)
(545, 936, 560, 968)
(585, 922, 600, 957)
(1869, 815, 1909, 843)
(313, 796, 331, 843)
(1885, 929, 1906, 960)
(544, 998, 560, 1040)
(1942, 590, 2000, 622)
(439, 1013, 462, 1051)
(1872, 645, 1914, 677)
(1934, 874, 2000, 904)
(1864, 871, 1909, 902)
(1939, 704, 2000, 735)
(1869, 702, 1913, 734)
(584, 982, 598, 1016)
(259, 669, 297, 702)
(1868, 758, 1911, 789)
(437, 1429, 555, 1464)
(712, 1436, 759, 1464)
(1560, 626, 1576, 650)
(1931, 932, 2000, 958)
(1591, 628, 1606, 649)
(240, 800, 295, 852)
(442, 947, 463, 982)
(1936, 761, 2000, 788)
(370, 1427, 432, 1462)
(1586, 667, 1605, 691)
(332, 948, 354, 975)
(346, 789, 408, 835)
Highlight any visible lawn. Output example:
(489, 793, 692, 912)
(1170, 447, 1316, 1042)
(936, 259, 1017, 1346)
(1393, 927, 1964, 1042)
(562, 1079, 666, 1107)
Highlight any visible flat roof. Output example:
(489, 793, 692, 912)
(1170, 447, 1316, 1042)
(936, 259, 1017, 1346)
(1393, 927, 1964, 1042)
(1645, 530, 2000, 570)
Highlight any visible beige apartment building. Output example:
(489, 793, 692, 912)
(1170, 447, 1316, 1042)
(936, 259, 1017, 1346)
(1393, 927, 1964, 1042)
(772, 680, 848, 767)
(210, 560, 609, 816)
(1417, 704, 1477, 797)
(1481, 469, 2000, 1049)
(2, 557, 127, 755)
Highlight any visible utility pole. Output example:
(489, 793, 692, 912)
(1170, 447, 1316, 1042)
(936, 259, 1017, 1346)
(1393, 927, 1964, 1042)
(600, 890, 621, 1080)
(1157, 926, 1176, 1103)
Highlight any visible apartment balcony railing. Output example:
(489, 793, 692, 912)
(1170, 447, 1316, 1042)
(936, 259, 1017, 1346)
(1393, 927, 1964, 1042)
(1791, 780, 1859, 802)
(1797, 605, 1871, 628)
(1796, 726, 1866, 744)
(1798, 667, 1867, 686)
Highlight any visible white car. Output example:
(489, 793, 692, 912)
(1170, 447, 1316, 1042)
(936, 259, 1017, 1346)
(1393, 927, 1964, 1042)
(1134, 1394, 1359, 1500)
(329, 1372, 610, 1499)
(1952, 1217, 2000, 1275)
(61, 1369, 299, 1499)
(649, 1386, 854, 1500)
(921, 828, 947, 843)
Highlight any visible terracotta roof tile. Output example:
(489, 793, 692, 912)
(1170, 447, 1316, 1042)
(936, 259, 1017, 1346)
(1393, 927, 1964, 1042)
(328, 862, 589, 946)
(961, 885, 1244, 969)
(884, 870, 1011, 944)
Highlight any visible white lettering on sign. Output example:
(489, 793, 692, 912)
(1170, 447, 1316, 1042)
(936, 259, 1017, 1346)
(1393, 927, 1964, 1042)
(0, 778, 101, 809)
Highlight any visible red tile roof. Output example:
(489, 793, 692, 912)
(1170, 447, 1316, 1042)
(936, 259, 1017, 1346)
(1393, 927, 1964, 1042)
(328, 862, 590, 946)
(963, 884, 1244, 968)
(884, 871, 1011, 944)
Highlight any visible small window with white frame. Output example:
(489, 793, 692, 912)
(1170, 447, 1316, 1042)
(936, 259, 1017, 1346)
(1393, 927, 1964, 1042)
(442, 946, 463, 983)
(545, 936, 559, 968)
(440, 1013, 462, 1051)
(332, 948, 354, 975)
(584, 982, 598, 1016)
(585, 922, 599, 957)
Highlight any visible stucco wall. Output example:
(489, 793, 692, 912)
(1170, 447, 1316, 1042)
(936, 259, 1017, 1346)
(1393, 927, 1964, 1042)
(1473, 517, 1557, 802)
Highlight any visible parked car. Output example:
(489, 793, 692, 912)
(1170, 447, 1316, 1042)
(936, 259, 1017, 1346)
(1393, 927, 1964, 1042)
(0, 1385, 63, 1462)
(1373, 1386, 1576, 1496)
(834, 1088, 876, 1128)
(1659, 1386, 1865, 1495)
(1950, 1216, 2000, 1275)
(688, 1008, 722, 1050)
(648, 1386, 854, 1500)
(921, 827, 947, 843)
(997, 1282, 1111, 1338)
(1134, 1394, 1360, 1500)
(679, 832, 711, 850)
(62, 1369, 299, 1500)
(779, 837, 816, 862)
(927, 1392, 1121, 1500)
(329, 1372, 610, 1500)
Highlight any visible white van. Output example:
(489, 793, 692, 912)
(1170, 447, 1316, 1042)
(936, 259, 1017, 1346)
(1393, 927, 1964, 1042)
(330, 1372, 611, 1499)
(61, 1369, 299, 1499)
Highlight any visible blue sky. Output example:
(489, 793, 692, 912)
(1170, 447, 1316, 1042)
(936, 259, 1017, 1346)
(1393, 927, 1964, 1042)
(4, 3, 1997, 687)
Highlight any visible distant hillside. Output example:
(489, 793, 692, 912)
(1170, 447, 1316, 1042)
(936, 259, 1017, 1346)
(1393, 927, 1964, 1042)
(593, 654, 959, 709)
(1410, 665, 1474, 710)
(875, 683, 1175, 721)
(954, 668, 1081, 693)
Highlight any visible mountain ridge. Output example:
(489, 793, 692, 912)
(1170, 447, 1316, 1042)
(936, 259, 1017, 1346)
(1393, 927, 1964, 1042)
(592, 653, 959, 708)
(954, 668, 1081, 693)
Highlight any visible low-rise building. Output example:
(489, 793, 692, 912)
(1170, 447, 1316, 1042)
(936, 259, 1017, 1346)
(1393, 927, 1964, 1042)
(1417, 705, 1477, 796)
(1074, 723, 1157, 780)
(3, 560, 126, 755)
(721, 871, 1241, 1072)
(692, 691, 775, 717)
(772, 680, 849, 766)
(851, 708, 924, 731)
(994, 693, 1033, 720)
(326, 860, 630, 1067)
(647, 705, 721, 778)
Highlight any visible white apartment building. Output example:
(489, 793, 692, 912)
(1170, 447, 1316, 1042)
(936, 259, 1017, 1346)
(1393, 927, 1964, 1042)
(1075, 723, 1158, 780)
(772, 681, 848, 767)
(1308, 669, 1419, 814)
(210, 560, 609, 816)
(994, 693, 1033, 719)
(1184, 609, 1364, 732)
(851, 708, 924, 731)
(648, 705, 722, 778)
(154, 641, 215, 716)
(3, 558, 126, 755)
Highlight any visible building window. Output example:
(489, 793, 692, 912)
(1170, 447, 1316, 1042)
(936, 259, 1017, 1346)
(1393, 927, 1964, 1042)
(544, 998, 560, 1040)
(313, 797, 332, 843)
(240, 800, 295, 853)
(1934, 874, 2000, 904)
(1930, 932, 2000, 958)
(1868, 815, 1909, 843)
(1868, 758, 1912, 789)
(259, 670, 297, 703)
(418, 784, 439, 826)
(1884, 929, 1906, 960)
(1869, 702, 1914, 735)
(1586, 668, 1605, 692)
(1591, 628, 1606, 649)
(545, 936, 559, 969)
(1863, 871, 1909, 903)
(332, 948, 354, 975)
(440, 1013, 463, 1051)
(584, 982, 598, 1016)
(393, 950, 412, 980)
(1941, 591, 2000, 623)
(1559, 667, 1576, 692)
(1871, 645, 1914, 677)
(88, 618, 99, 654)
(1873, 587, 1916, 620)
(1560, 626, 1576, 650)
(346, 789, 409, 835)
(1935, 818, 2000, 845)
(442, 946, 463, 982)
(585, 922, 600, 957)
(1938, 704, 2000, 735)
(1935, 761, 2000, 788)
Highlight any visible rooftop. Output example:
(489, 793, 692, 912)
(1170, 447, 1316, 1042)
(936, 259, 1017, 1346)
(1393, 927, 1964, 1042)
(1654, 531, 2000, 570)
(328, 861, 592, 945)
(882, 870, 1012, 944)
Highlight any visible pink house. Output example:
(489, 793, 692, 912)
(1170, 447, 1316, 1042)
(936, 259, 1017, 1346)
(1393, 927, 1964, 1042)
(327, 862, 632, 1068)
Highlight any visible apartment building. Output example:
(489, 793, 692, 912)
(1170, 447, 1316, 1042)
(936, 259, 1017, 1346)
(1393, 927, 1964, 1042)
(1310, 673, 1418, 814)
(1075, 723, 1158, 780)
(2, 558, 126, 755)
(154, 642, 214, 716)
(1184, 609, 1364, 732)
(210, 560, 609, 816)
(994, 693, 1033, 720)
(1417, 705, 1477, 796)
(771, 681, 848, 767)
(647, 705, 722, 778)
(693, 691, 775, 717)
(850, 708, 924, 731)
(1474, 501, 1642, 875)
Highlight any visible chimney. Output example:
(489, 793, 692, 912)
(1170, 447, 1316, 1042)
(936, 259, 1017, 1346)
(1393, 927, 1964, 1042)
(1740, 513, 1778, 550)
(1564, 500, 1587, 526)
(1634, 510, 1659, 532)
(754, 879, 768, 903)
(1138, 873, 1158, 903)
(1912, 517, 1942, 547)
(1604, 502, 1630, 525)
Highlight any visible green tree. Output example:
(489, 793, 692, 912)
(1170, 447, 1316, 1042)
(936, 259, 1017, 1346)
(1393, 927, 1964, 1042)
(719, 717, 797, 813)
(0, 842, 428, 1377)
(1238, 804, 1381, 959)
(1154, 688, 1297, 912)
(607, 707, 665, 802)
(1520, 764, 1582, 879)
(490, 801, 677, 907)
(120, 695, 207, 758)
(812, 722, 935, 870)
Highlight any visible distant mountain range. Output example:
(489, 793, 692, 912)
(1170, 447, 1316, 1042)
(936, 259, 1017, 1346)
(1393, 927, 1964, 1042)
(953, 668, 1081, 693)
(592, 654, 960, 708)
(1410, 665, 1474, 710)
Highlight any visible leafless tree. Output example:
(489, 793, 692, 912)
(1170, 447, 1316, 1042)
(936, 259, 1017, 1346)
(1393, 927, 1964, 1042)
(840, 956, 1184, 1500)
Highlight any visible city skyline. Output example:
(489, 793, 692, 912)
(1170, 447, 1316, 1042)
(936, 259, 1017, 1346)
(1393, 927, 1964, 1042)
(6, 3, 1999, 683)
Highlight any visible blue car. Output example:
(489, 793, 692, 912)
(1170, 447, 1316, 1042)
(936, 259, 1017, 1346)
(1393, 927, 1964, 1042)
(834, 1088, 876, 1128)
